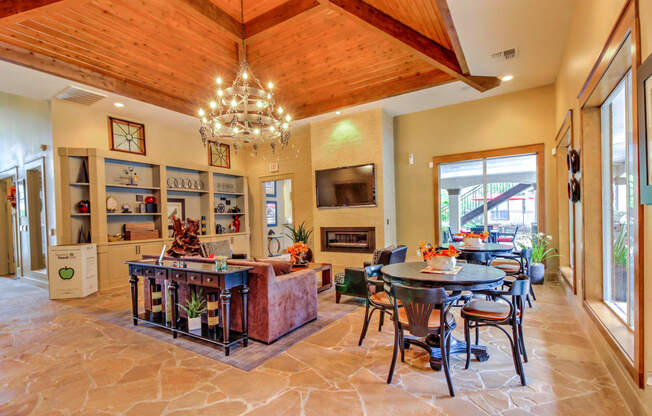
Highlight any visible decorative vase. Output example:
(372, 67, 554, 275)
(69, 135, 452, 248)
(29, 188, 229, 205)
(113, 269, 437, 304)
(428, 256, 456, 271)
(529, 263, 545, 284)
(464, 237, 482, 247)
(188, 316, 201, 332)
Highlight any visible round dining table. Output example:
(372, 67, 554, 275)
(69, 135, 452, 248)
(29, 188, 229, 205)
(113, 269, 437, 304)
(380, 261, 505, 371)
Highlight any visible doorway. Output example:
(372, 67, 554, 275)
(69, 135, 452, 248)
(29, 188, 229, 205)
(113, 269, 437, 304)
(261, 178, 293, 257)
(0, 174, 18, 277)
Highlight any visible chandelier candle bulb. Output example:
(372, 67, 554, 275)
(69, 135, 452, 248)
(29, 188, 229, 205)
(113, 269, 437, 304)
(216, 77, 222, 85)
(198, 108, 205, 116)
(242, 72, 248, 79)
(217, 89, 223, 97)
(268, 82, 274, 89)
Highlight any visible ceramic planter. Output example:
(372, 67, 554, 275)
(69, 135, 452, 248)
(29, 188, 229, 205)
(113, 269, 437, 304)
(529, 263, 545, 284)
(187, 316, 201, 332)
(464, 237, 482, 247)
(429, 256, 456, 271)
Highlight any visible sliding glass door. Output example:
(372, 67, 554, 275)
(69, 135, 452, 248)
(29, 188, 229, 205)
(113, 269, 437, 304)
(438, 153, 538, 244)
(600, 70, 636, 327)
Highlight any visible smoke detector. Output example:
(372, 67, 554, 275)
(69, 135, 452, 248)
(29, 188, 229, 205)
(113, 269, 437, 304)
(490, 48, 518, 61)
(55, 86, 106, 105)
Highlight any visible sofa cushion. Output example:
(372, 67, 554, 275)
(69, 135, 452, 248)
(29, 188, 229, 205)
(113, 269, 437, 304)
(201, 240, 233, 258)
(255, 258, 293, 276)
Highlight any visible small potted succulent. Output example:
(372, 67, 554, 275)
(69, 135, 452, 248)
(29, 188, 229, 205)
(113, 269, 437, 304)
(420, 242, 460, 271)
(179, 289, 206, 332)
(519, 233, 558, 284)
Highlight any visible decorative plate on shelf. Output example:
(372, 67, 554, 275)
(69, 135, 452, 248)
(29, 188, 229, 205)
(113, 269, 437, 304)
(106, 195, 118, 212)
(198, 180, 205, 190)
(193, 179, 200, 190)
(216, 203, 225, 213)
(167, 177, 179, 188)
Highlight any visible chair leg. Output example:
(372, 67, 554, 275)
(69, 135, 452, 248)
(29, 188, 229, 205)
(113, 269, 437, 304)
(526, 294, 533, 308)
(335, 291, 341, 304)
(475, 326, 479, 345)
(358, 302, 372, 346)
(441, 330, 455, 397)
(517, 322, 528, 362)
(529, 284, 537, 301)
(399, 325, 405, 363)
(512, 324, 527, 385)
(378, 308, 384, 332)
(387, 322, 400, 384)
(464, 319, 471, 370)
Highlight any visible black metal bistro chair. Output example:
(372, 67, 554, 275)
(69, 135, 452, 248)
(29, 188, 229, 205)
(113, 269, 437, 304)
(461, 278, 530, 386)
(489, 248, 536, 307)
(387, 284, 460, 397)
(357, 264, 399, 346)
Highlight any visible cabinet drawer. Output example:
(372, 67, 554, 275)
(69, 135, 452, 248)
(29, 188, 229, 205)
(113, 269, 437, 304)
(202, 274, 219, 288)
(142, 267, 156, 278)
(171, 270, 187, 282)
(155, 269, 167, 279)
(187, 272, 202, 284)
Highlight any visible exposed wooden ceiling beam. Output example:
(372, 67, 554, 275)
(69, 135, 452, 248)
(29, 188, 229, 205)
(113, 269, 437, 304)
(244, 0, 322, 41)
(0, 40, 197, 116)
(0, 0, 87, 23)
(291, 69, 454, 119)
(176, 0, 243, 42)
(324, 0, 500, 92)
(433, 0, 469, 75)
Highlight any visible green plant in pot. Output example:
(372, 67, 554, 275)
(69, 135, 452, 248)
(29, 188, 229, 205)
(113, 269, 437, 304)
(519, 233, 558, 284)
(612, 227, 628, 302)
(179, 289, 206, 332)
(285, 221, 313, 262)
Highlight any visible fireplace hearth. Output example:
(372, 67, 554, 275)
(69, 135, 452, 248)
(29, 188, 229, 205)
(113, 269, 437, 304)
(320, 227, 375, 253)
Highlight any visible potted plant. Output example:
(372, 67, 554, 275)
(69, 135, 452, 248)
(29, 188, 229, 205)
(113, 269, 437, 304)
(420, 241, 460, 271)
(519, 233, 558, 284)
(285, 221, 313, 261)
(179, 289, 206, 332)
(613, 228, 628, 302)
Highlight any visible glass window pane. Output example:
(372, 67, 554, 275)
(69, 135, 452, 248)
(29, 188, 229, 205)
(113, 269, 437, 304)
(439, 159, 484, 242)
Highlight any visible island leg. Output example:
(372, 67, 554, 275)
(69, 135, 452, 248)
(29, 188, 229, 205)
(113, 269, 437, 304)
(129, 274, 139, 326)
(170, 280, 179, 338)
(220, 289, 231, 355)
(240, 280, 249, 347)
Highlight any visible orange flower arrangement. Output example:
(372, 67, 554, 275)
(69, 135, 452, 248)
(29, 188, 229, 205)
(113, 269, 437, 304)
(7, 184, 16, 209)
(286, 242, 308, 264)
(419, 241, 460, 261)
(459, 231, 489, 240)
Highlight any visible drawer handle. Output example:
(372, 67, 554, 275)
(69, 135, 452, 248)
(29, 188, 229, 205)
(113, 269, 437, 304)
(206, 277, 212, 282)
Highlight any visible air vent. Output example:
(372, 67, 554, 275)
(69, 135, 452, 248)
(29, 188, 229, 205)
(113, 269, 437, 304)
(55, 86, 106, 105)
(490, 48, 518, 61)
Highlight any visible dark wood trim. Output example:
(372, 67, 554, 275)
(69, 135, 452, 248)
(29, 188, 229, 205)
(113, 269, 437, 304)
(244, 0, 321, 41)
(433, 0, 469, 75)
(323, 0, 500, 92)
(320, 226, 376, 253)
(576, 0, 643, 387)
(432, 144, 546, 247)
(176, 0, 243, 42)
(0, 0, 84, 22)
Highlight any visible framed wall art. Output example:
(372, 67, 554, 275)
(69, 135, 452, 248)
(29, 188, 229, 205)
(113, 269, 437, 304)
(209, 141, 230, 168)
(108, 117, 146, 155)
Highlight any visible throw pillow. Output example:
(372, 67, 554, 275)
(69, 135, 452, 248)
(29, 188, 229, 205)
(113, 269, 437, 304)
(255, 258, 293, 276)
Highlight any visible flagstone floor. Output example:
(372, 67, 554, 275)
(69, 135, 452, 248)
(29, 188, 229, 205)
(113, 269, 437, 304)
(0, 276, 630, 415)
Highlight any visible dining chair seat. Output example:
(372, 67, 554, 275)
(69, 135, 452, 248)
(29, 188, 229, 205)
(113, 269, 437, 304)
(461, 300, 512, 320)
(397, 307, 455, 328)
(370, 291, 400, 307)
(497, 237, 514, 242)
(491, 259, 521, 273)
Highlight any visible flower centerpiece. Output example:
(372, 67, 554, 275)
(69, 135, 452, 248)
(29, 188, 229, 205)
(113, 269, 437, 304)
(284, 222, 313, 261)
(420, 242, 460, 271)
(518, 232, 558, 284)
(7, 184, 16, 209)
(287, 242, 309, 265)
(460, 231, 489, 247)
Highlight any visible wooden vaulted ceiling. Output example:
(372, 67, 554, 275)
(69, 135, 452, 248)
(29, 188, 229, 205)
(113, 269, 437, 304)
(0, 0, 500, 120)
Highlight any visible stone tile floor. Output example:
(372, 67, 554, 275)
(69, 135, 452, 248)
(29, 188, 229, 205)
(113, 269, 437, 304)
(0, 277, 630, 415)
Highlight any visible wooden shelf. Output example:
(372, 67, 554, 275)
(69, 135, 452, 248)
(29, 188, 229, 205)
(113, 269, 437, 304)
(107, 238, 164, 246)
(167, 187, 208, 194)
(107, 212, 162, 216)
(70, 182, 89, 186)
(71, 213, 91, 216)
(214, 191, 244, 196)
(214, 213, 246, 216)
(106, 183, 160, 190)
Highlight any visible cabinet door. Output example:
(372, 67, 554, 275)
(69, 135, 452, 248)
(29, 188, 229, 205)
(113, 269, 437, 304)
(107, 244, 138, 288)
(139, 241, 165, 257)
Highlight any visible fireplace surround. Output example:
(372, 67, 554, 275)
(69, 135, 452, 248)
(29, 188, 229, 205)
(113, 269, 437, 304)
(320, 227, 375, 253)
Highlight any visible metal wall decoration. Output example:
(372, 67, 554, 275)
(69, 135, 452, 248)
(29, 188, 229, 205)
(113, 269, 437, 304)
(108, 117, 146, 155)
(209, 141, 231, 169)
(638, 52, 652, 204)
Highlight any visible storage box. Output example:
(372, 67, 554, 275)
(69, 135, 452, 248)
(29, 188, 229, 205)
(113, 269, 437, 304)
(48, 244, 98, 299)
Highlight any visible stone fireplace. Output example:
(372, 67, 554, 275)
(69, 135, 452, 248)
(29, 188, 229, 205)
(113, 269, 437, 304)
(320, 227, 375, 253)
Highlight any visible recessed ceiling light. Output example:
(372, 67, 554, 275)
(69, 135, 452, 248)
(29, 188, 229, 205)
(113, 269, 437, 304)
(500, 74, 514, 82)
(335, 111, 341, 115)
(114, 102, 124, 108)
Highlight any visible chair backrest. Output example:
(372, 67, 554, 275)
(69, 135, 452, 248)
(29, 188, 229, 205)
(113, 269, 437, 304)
(459, 251, 488, 264)
(390, 283, 457, 337)
(508, 277, 530, 318)
(388, 245, 408, 264)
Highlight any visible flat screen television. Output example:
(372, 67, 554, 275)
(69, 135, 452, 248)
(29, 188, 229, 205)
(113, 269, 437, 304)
(315, 163, 376, 208)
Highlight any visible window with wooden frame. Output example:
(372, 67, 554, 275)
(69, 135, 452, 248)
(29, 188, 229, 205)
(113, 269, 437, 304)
(432, 144, 545, 246)
(576, 0, 643, 387)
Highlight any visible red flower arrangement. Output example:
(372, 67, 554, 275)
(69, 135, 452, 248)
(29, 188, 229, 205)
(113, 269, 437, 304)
(419, 241, 460, 261)
(286, 242, 308, 264)
(7, 184, 16, 209)
(457, 231, 489, 240)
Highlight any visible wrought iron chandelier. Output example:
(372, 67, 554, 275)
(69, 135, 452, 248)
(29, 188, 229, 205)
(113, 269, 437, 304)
(198, 0, 291, 155)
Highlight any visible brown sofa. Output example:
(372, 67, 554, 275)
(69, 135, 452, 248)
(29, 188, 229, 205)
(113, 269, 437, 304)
(141, 255, 318, 344)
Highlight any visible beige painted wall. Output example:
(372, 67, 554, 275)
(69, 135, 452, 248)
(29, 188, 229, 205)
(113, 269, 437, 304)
(552, 0, 652, 411)
(0, 91, 55, 284)
(310, 109, 395, 266)
(243, 124, 314, 259)
(394, 85, 556, 261)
